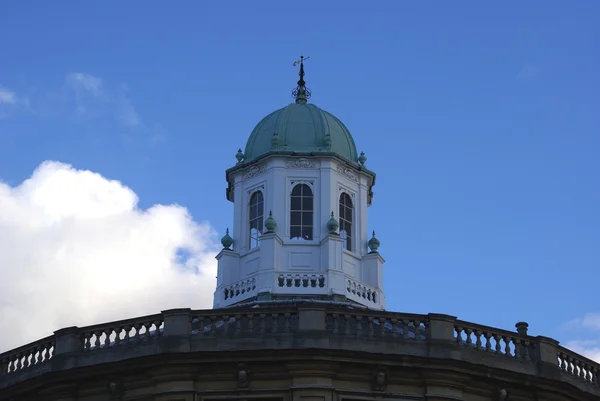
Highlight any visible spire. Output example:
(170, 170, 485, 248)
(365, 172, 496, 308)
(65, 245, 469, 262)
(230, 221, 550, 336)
(292, 55, 311, 104)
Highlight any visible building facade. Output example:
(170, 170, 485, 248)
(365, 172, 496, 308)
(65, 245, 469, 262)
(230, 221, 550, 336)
(1, 59, 599, 401)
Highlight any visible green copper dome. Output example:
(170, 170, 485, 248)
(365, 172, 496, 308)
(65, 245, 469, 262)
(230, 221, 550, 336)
(243, 102, 359, 164)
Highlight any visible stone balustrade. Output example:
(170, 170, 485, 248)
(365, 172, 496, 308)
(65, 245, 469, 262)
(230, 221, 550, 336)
(1, 303, 599, 396)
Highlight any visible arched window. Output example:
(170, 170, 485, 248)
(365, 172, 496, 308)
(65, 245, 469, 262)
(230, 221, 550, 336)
(290, 184, 313, 240)
(339, 193, 353, 251)
(249, 191, 264, 249)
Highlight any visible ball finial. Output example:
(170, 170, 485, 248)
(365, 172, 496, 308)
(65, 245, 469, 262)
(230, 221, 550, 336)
(221, 228, 234, 250)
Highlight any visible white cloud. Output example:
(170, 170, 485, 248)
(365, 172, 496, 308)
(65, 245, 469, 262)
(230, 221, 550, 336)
(562, 313, 600, 363)
(63, 73, 143, 128)
(66, 73, 104, 98)
(0, 88, 16, 104)
(563, 340, 600, 363)
(0, 86, 30, 118)
(0, 161, 220, 352)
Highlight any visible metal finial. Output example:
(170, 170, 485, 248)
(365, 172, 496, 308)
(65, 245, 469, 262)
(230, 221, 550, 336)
(292, 56, 311, 104)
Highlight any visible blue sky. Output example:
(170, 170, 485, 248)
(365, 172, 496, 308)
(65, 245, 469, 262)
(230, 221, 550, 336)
(1, 1, 599, 352)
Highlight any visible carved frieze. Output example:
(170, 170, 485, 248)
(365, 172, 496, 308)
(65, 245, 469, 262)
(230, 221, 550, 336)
(286, 158, 316, 169)
(336, 165, 358, 182)
(244, 164, 266, 179)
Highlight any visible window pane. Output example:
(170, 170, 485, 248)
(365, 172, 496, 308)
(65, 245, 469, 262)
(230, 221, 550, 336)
(301, 226, 313, 240)
(256, 192, 264, 203)
(303, 195, 313, 211)
(257, 200, 264, 216)
(301, 184, 313, 196)
(290, 226, 301, 239)
(257, 218, 263, 232)
(291, 211, 301, 226)
(292, 185, 302, 196)
(291, 196, 301, 211)
(302, 212, 313, 226)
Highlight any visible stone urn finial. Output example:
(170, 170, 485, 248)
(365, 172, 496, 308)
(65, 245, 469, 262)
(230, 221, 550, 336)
(264, 210, 277, 232)
(358, 151, 367, 166)
(327, 211, 339, 234)
(515, 321, 529, 336)
(368, 230, 380, 253)
(221, 228, 233, 250)
(235, 148, 244, 164)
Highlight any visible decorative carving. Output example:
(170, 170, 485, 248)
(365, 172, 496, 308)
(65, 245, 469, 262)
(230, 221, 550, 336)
(244, 165, 266, 179)
(286, 158, 315, 169)
(106, 378, 124, 399)
(337, 165, 358, 182)
(372, 368, 388, 391)
(497, 389, 509, 401)
(236, 363, 250, 388)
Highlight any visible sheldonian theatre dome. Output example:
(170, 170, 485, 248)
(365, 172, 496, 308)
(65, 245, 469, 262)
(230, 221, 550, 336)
(242, 102, 359, 164)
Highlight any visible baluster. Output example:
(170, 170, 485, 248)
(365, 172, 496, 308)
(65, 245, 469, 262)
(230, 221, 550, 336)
(8, 356, 16, 373)
(494, 334, 502, 353)
(209, 316, 217, 336)
(104, 329, 112, 348)
(23, 351, 31, 368)
(484, 332, 492, 351)
(513, 338, 521, 359)
(134, 323, 143, 340)
(390, 318, 398, 338)
(48, 341, 55, 359)
(235, 314, 242, 334)
(577, 360, 585, 378)
(455, 326, 462, 343)
(356, 315, 363, 336)
(465, 328, 473, 347)
(474, 330, 482, 350)
(402, 319, 410, 340)
(35, 345, 44, 364)
(259, 314, 266, 333)
(93, 330, 102, 349)
(379, 317, 386, 337)
(558, 352, 565, 370)
(582, 363, 590, 381)
(271, 313, 279, 332)
(592, 366, 599, 386)
(343, 314, 350, 334)
(367, 316, 375, 337)
(124, 325, 132, 343)
(567, 356, 574, 374)
(15, 353, 22, 370)
(144, 322, 153, 339)
(284, 312, 291, 332)
(332, 314, 339, 334)
(503, 336, 511, 356)
(223, 315, 230, 335)
(154, 320, 163, 336)
(247, 314, 254, 333)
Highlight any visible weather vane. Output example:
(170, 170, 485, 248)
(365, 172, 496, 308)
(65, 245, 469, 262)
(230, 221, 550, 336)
(292, 55, 311, 103)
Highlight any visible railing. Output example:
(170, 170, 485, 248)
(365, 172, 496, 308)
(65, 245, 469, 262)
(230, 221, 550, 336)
(327, 311, 428, 339)
(190, 308, 298, 335)
(346, 279, 379, 305)
(1, 304, 599, 394)
(0, 336, 54, 375)
(558, 345, 600, 384)
(455, 320, 535, 361)
(80, 314, 164, 351)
